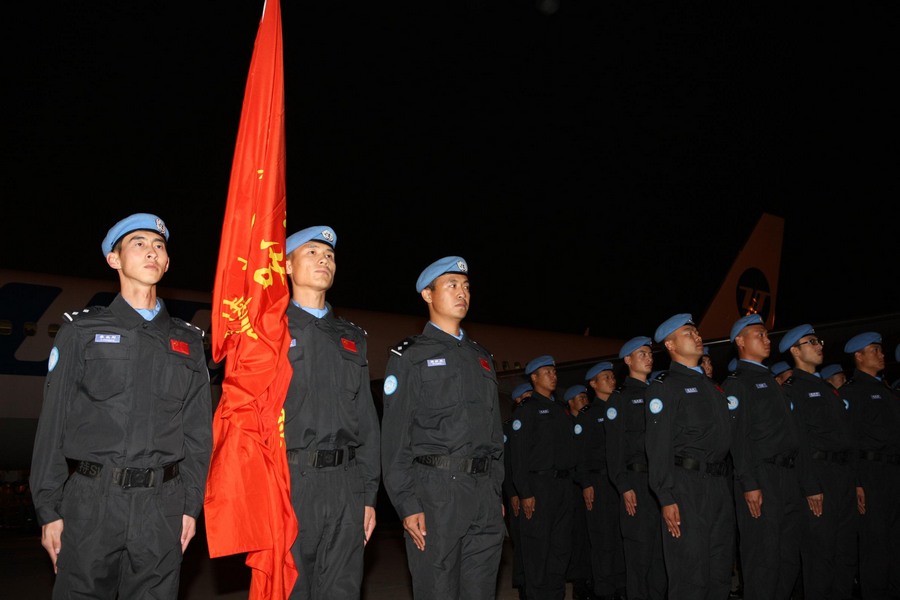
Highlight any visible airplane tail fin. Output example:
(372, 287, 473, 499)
(698, 212, 784, 340)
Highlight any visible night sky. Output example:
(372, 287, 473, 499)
(3, 2, 898, 341)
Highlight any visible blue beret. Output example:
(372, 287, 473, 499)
(770, 361, 791, 377)
(820, 364, 844, 379)
(564, 384, 588, 403)
(730, 314, 764, 342)
(415, 256, 468, 293)
(728, 358, 738, 373)
(654, 313, 694, 344)
(845, 331, 881, 354)
(778, 324, 815, 354)
(511, 383, 533, 400)
(618, 336, 652, 359)
(585, 361, 614, 380)
(525, 354, 555, 375)
(703, 345, 710, 356)
(286, 225, 337, 255)
(101, 213, 169, 256)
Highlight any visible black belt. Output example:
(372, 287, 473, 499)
(626, 462, 649, 473)
(287, 447, 356, 468)
(530, 468, 571, 479)
(74, 460, 179, 488)
(764, 452, 797, 469)
(674, 456, 731, 477)
(859, 450, 900, 466)
(811, 450, 851, 464)
(414, 454, 490, 475)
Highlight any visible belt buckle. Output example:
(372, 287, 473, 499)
(121, 467, 152, 489)
(470, 457, 487, 474)
(315, 450, 340, 468)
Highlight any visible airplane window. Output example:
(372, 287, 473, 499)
(24, 322, 36, 337)
(0, 320, 10, 335)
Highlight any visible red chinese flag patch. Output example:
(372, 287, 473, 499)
(341, 338, 358, 353)
(480, 357, 491, 371)
(170, 339, 190, 355)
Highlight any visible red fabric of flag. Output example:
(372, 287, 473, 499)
(204, 1, 298, 599)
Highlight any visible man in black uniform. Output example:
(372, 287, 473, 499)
(381, 256, 505, 600)
(509, 354, 577, 600)
(724, 314, 802, 600)
(581, 362, 627, 600)
(30, 213, 212, 598)
(779, 323, 858, 600)
(282, 225, 381, 599)
(565, 384, 595, 600)
(841, 331, 900, 599)
(605, 337, 667, 600)
(504, 382, 533, 600)
(644, 313, 735, 600)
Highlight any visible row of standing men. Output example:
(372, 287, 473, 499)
(28, 214, 900, 600)
(503, 312, 900, 600)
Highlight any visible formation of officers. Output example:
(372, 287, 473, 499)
(504, 312, 900, 600)
(29, 214, 900, 600)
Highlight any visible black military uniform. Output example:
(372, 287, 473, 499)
(509, 389, 577, 599)
(575, 400, 627, 599)
(784, 369, 858, 600)
(606, 376, 667, 600)
(502, 416, 526, 595)
(645, 362, 735, 600)
(30, 295, 212, 598)
(381, 323, 505, 600)
(283, 301, 380, 599)
(724, 360, 803, 600)
(843, 368, 900, 598)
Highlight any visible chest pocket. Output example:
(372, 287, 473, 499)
(339, 345, 367, 400)
(161, 345, 202, 404)
(82, 337, 131, 401)
(419, 360, 459, 409)
(680, 393, 715, 434)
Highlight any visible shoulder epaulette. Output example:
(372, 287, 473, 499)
(390, 336, 419, 356)
(844, 377, 856, 386)
(783, 376, 795, 386)
(338, 316, 368, 336)
(652, 371, 669, 383)
(63, 305, 106, 322)
(467, 337, 493, 358)
(614, 383, 626, 392)
(172, 317, 205, 338)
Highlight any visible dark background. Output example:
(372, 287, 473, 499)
(3, 1, 898, 340)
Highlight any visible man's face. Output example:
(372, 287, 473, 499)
(425, 273, 470, 320)
(286, 241, 335, 292)
(594, 370, 617, 396)
(627, 346, 654, 377)
(667, 325, 703, 359)
(737, 324, 771, 362)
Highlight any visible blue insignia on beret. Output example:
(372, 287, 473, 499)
(564, 384, 587, 403)
(618, 336, 652, 359)
(585, 361, 614, 381)
(511, 383, 533, 400)
(778, 323, 815, 353)
(415, 256, 468, 293)
(844, 331, 881, 354)
(286, 225, 337, 255)
(770, 361, 791, 376)
(730, 314, 764, 342)
(820, 364, 843, 379)
(101, 213, 169, 256)
(654, 313, 694, 344)
(525, 354, 555, 375)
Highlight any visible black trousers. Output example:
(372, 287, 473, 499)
(288, 460, 365, 600)
(404, 464, 505, 600)
(661, 468, 734, 600)
(619, 473, 667, 600)
(857, 460, 900, 599)
(800, 460, 857, 600)
(53, 470, 185, 600)
(584, 471, 626, 597)
(734, 462, 803, 600)
(504, 493, 526, 589)
(519, 474, 574, 600)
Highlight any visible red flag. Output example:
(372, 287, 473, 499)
(204, 1, 298, 599)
